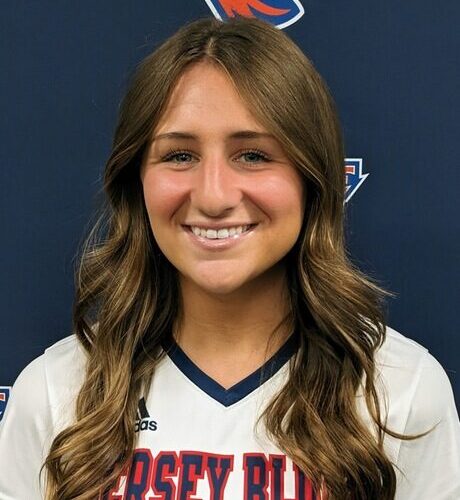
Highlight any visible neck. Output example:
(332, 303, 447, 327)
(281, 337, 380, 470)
(173, 263, 293, 362)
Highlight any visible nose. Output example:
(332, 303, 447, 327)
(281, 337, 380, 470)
(190, 154, 242, 217)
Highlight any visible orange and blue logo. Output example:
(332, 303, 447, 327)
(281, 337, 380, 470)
(345, 158, 369, 203)
(0, 387, 11, 422)
(204, 0, 305, 29)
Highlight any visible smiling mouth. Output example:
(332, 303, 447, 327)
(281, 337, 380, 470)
(183, 224, 257, 239)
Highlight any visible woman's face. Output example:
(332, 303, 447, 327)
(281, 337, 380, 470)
(141, 61, 305, 296)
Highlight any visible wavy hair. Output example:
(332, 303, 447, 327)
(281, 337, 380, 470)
(42, 16, 430, 499)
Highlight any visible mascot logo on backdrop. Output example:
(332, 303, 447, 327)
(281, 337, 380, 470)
(0, 387, 11, 422)
(345, 158, 368, 203)
(204, 0, 305, 28)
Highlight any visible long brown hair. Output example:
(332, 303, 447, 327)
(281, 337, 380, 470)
(42, 16, 431, 499)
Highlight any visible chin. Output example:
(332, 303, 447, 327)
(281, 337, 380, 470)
(178, 267, 251, 296)
(196, 277, 248, 296)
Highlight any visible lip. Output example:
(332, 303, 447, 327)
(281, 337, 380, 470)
(182, 224, 258, 251)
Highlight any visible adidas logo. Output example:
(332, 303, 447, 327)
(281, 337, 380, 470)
(135, 397, 158, 433)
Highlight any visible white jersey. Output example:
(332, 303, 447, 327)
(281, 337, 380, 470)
(0, 326, 459, 499)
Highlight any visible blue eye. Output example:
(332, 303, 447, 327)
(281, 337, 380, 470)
(239, 149, 270, 163)
(162, 150, 194, 163)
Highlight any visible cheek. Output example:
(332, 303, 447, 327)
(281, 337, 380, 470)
(142, 170, 185, 225)
(254, 171, 305, 223)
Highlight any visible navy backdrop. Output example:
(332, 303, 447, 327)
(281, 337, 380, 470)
(1, 1, 459, 415)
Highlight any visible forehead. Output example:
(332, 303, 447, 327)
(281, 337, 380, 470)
(154, 61, 267, 136)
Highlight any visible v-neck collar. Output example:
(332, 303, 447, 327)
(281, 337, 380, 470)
(161, 332, 299, 407)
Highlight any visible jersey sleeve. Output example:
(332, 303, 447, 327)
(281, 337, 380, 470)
(395, 351, 460, 499)
(0, 354, 54, 500)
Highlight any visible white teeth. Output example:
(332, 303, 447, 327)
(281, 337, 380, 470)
(217, 228, 229, 238)
(190, 225, 252, 239)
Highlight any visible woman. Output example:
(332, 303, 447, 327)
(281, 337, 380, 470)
(0, 16, 459, 500)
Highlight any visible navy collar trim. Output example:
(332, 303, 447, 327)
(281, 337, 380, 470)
(162, 333, 299, 407)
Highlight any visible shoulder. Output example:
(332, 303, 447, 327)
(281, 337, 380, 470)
(376, 328, 460, 496)
(44, 334, 87, 429)
(376, 325, 429, 368)
(0, 335, 86, 497)
(374, 326, 458, 433)
(43, 333, 87, 380)
(5, 334, 87, 431)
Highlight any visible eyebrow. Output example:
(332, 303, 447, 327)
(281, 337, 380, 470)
(151, 130, 275, 142)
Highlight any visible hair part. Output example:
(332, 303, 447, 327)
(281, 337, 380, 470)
(42, 16, 433, 499)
